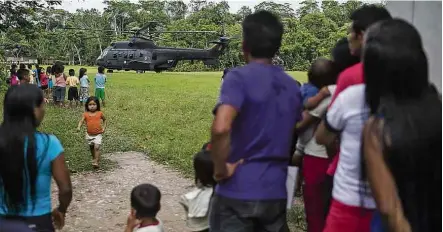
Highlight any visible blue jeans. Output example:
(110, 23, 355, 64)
(209, 194, 289, 232)
(371, 211, 385, 232)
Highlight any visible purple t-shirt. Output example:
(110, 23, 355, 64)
(214, 62, 302, 200)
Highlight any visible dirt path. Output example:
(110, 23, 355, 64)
(52, 152, 193, 232)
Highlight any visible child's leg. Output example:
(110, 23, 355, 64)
(91, 134, 102, 168)
(101, 89, 105, 107)
(93, 143, 100, 167)
(89, 144, 95, 160)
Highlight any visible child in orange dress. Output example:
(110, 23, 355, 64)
(77, 96, 106, 168)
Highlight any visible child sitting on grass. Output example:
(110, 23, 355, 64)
(179, 142, 215, 232)
(125, 184, 164, 232)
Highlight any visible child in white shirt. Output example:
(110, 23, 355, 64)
(125, 184, 164, 232)
(179, 143, 215, 232)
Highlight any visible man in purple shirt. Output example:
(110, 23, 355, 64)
(210, 10, 302, 232)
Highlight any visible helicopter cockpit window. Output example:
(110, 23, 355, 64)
(129, 53, 134, 59)
(124, 52, 128, 58)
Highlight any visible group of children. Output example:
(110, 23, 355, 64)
(8, 63, 107, 107)
(7, 63, 108, 169)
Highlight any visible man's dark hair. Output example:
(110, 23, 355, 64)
(350, 4, 392, 35)
(331, 37, 360, 73)
(242, 10, 283, 58)
(130, 184, 161, 219)
(19, 64, 25, 69)
(52, 63, 64, 74)
(17, 69, 30, 81)
(307, 58, 336, 88)
(98, 66, 105, 74)
(69, 69, 75, 76)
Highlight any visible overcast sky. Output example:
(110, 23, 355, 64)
(58, 0, 301, 13)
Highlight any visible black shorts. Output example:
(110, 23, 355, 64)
(67, 87, 79, 101)
(1, 213, 54, 232)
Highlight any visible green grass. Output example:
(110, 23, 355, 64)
(36, 67, 307, 230)
(41, 67, 307, 173)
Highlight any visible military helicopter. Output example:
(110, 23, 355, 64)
(95, 22, 232, 73)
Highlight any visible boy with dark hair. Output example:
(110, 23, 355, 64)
(95, 66, 107, 107)
(210, 10, 302, 232)
(66, 69, 80, 107)
(295, 58, 336, 158)
(17, 68, 31, 84)
(348, 4, 392, 56)
(125, 184, 164, 232)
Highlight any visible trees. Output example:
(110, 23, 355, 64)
(0, 0, 371, 71)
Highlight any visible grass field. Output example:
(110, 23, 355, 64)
(40, 66, 307, 174)
(34, 66, 307, 230)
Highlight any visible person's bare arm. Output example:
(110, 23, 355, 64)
(315, 120, 338, 146)
(52, 154, 72, 214)
(363, 118, 411, 232)
(305, 87, 330, 110)
(211, 105, 237, 180)
(295, 111, 320, 133)
(77, 115, 85, 130)
(101, 114, 107, 132)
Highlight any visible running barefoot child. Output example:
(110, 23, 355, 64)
(77, 97, 106, 168)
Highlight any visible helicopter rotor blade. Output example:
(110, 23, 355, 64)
(137, 30, 218, 34)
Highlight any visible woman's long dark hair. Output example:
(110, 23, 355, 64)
(193, 148, 216, 188)
(0, 84, 45, 214)
(363, 19, 441, 231)
(79, 68, 87, 80)
(46, 66, 52, 75)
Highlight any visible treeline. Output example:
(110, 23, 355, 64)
(0, 0, 377, 71)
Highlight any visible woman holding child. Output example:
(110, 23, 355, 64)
(295, 58, 337, 232)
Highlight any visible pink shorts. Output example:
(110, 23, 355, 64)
(323, 199, 373, 232)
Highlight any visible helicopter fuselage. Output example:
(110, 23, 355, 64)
(96, 38, 226, 72)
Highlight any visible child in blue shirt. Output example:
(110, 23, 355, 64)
(294, 58, 336, 157)
(300, 83, 319, 105)
(94, 66, 107, 107)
